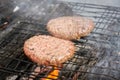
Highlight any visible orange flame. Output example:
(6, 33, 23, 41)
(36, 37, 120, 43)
(42, 67, 59, 80)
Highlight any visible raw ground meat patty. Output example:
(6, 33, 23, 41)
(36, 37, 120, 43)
(47, 16, 94, 40)
(24, 35, 75, 66)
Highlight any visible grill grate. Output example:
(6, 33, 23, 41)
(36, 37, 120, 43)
(0, 1, 120, 80)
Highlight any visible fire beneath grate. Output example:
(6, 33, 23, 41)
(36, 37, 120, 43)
(0, 1, 120, 80)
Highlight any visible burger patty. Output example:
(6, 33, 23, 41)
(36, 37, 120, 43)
(24, 35, 75, 66)
(47, 16, 94, 40)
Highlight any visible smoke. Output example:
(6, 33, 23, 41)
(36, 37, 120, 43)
(11, 0, 73, 23)
(87, 20, 120, 80)
(12, 0, 55, 19)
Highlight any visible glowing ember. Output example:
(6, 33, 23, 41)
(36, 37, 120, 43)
(42, 67, 59, 80)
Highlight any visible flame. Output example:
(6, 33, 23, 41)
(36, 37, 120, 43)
(42, 67, 59, 80)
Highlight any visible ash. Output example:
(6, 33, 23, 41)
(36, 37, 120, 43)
(6, 75, 18, 80)
(87, 21, 120, 80)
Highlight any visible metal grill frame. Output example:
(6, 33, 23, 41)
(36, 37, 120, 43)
(0, 1, 120, 80)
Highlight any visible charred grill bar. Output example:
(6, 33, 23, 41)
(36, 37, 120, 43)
(0, 0, 120, 80)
